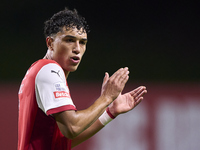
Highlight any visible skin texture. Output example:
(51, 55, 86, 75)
(43, 26, 147, 147)
(44, 27, 87, 77)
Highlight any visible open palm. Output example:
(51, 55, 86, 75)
(108, 86, 147, 117)
(101, 71, 147, 117)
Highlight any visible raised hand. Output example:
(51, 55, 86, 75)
(101, 67, 129, 102)
(108, 86, 147, 117)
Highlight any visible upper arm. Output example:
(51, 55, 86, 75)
(35, 63, 76, 115)
(53, 110, 80, 139)
(52, 104, 105, 139)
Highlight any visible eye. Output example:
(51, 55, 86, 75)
(80, 40, 87, 45)
(65, 38, 74, 43)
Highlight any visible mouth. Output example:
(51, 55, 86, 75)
(70, 56, 80, 64)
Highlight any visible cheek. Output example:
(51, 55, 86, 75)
(53, 51, 69, 63)
(54, 44, 70, 56)
(81, 47, 86, 56)
(82, 50, 86, 56)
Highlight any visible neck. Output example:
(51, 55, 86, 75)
(43, 49, 70, 79)
(43, 49, 52, 60)
(64, 71, 70, 79)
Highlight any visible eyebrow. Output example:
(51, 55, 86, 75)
(63, 35, 87, 41)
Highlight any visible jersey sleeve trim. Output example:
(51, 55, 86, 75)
(46, 105, 77, 115)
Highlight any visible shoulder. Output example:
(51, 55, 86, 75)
(26, 59, 61, 75)
(31, 59, 63, 76)
(35, 59, 66, 84)
(33, 59, 60, 68)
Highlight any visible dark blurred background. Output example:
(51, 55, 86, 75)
(0, 1, 200, 150)
(0, 0, 199, 83)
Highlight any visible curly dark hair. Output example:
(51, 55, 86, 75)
(44, 8, 89, 38)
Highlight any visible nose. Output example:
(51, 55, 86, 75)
(72, 41, 80, 54)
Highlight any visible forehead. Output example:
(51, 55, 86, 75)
(56, 27, 87, 39)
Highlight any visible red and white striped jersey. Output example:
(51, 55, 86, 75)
(18, 59, 76, 150)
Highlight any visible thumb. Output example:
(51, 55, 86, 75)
(103, 72, 109, 86)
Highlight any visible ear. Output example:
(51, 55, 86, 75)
(46, 36, 54, 51)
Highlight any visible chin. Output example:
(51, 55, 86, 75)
(69, 66, 79, 72)
(70, 69, 77, 72)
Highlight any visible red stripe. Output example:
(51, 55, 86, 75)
(106, 107, 115, 119)
(47, 105, 77, 115)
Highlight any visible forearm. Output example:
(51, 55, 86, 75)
(54, 96, 110, 139)
(54, 67, 130, 139)
(71, 107, 115, 147)
(71, 119, 104, 148)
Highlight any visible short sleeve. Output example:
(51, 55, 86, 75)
(35, 63, 76, 115)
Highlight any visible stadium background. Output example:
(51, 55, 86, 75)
(0, 0, 200, 150)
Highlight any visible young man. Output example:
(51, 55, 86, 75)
(18, 8, 147, 150)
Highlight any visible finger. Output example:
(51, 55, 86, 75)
(102, 72, 109, 86)
(134, 97, 143, 107)
(130, 86, 143, 95)
(131, 86, 147, 100)
(135, 90, 147, 100)
(111, 67, 129, 79)
(109, 68, 124, 80)
(133, 90, 147, 107)
(115, 67, 129, 84)
(130, 86, 145, 96)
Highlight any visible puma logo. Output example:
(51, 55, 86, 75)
(51, 70, 60, 77)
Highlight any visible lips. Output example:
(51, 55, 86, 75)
(70, 56, 80, 64)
